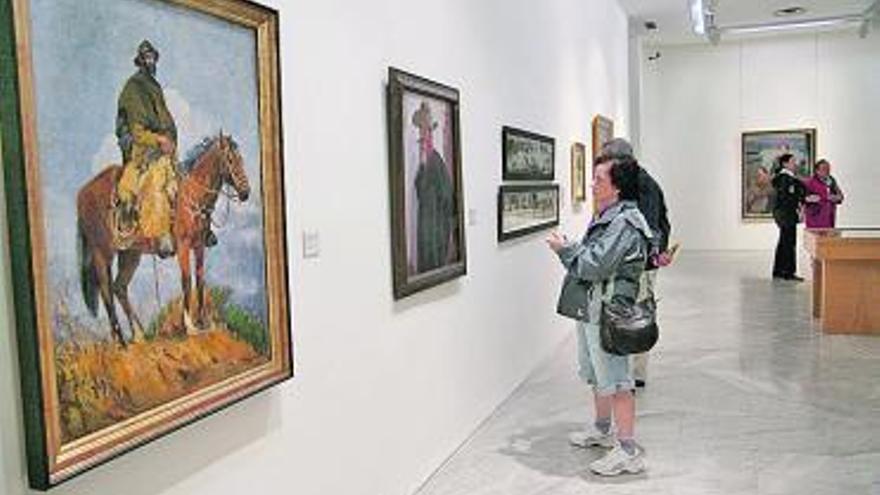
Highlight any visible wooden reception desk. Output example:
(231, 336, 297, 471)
(803, 228, 880, 334)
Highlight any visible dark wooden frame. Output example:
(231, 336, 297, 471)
(501, 126, 555, 181)
(570, 142, 586, 203)
(741, 128, 817, 221)
(386, 67, 467, 299)
(0, 0, 292, 489)
(591, 115, 614, 163)
(497, 184, 560, 242)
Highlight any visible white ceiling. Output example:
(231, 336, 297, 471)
(619, 0, 875, 44)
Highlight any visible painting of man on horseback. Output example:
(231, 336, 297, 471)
(3, 0, 290, 485)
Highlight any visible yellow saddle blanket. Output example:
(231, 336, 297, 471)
(115, 154, 177, 246)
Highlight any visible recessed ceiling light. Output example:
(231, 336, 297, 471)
(774, 6, 808, 17)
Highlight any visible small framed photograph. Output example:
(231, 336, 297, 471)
(502, 126, 555, 181)
(386, 67, 467, 299)
(741, 128, 816, 221)
(571, 142, 587, 203)
(497, 184, 560, 242)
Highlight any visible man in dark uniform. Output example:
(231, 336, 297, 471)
(771, 153, 809, 281)
(412, 101, 454, 273)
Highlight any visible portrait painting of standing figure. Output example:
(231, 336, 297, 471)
(0, 0, 291, 488)
(387, 67, 467, 299)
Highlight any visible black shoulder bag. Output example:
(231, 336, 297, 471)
(598, 263, 659, 356)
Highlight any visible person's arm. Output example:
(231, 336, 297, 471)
(555, 218, 641, 282)
(638, 183, 663, 255)
(802, 178, 823, 204)
(830, 178, 844, 204)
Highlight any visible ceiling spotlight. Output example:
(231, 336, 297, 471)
(644, 20, 658, 31)
(774, 6, 807, 17)
(689, 0, 717, 38)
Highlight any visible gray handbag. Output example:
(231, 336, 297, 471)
(556, 274, 592, 322)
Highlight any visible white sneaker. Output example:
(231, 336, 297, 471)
(589, 442, 645, 476)
(568, 425, 615, 448)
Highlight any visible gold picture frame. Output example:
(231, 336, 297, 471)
(0, 0, 292, 488)
(571, 142, 586, 203)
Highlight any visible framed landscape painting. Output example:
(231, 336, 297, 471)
(502, 126, 555, 181)
(741, 129, 816, 220)
(386, 67, 467, 299)
(497, 184, 560, 242)
(571, 142, 586, 204)
(0, 0, 291, 488)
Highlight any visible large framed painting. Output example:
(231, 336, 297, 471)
(497, 184, 560, 242)
(0, 0, 292, 489)
(571, 142, 586, 204)
(741, 128, 816, 220)
(386, 67, 467, 299)
(502, 126, 555, 181)
(591, 115, 614, 162)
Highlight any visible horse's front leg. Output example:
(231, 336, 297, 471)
(95, 254, 126, 347)
(113, 250, 144, 342)
(194, 244, 208, 329)
(178, 241, 196, 335)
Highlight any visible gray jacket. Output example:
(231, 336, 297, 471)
(555, 201, 653, 323)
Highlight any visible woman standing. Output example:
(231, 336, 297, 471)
(771, 153, 812, 281)
(547, 155, 652, 476)
(803, 159, 844, 229)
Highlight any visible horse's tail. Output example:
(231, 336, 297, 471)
(77, 218, 99, 316)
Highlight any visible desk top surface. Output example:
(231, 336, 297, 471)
(807, 227, 880, 239)
(804, 227, 880, 259)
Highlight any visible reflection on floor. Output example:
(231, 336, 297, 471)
(415, 252, 880, 495)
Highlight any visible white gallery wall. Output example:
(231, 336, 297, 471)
(0, 1, 630, 494)
(639, 29, 880, 250)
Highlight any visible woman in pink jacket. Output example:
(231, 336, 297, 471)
(803, 159, 844, 229)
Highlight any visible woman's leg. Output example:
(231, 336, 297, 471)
(612, 390, 635, 440)
(594, 390, 612, 427)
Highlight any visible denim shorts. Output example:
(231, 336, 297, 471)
(574, 320, 634, 395)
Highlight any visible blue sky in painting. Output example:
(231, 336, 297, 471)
(29, 0, 269, 337)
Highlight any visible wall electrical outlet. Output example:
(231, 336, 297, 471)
(467, 208, 478, 226)
(302, 230, 320, 259)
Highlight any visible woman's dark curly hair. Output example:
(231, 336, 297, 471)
(596, 154, 641, 201)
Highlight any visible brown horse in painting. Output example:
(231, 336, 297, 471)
(77, 133, 250, 345)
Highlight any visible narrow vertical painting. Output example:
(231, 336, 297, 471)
(571, 142, 586, 204)
(591, 115, 613, 213)
(387, 67, 466, 299)
(0, 0, 291, 488)
(591, 115, 614, 163)
(741, 129, 816, 220)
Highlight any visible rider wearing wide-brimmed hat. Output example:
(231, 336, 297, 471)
(114, 39, 178, 257)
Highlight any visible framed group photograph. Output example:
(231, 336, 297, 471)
(0, 0, 291, 488)
(570, 142, 586, 203)
(386, 67, 467, 299)
(502, 126, 555, 181)
(591, 114, 614, 162)
(497, 184, 560, 242)
(741, 128, 817, 220)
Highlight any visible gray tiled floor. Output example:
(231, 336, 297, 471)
(416, 252, 880, 495)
